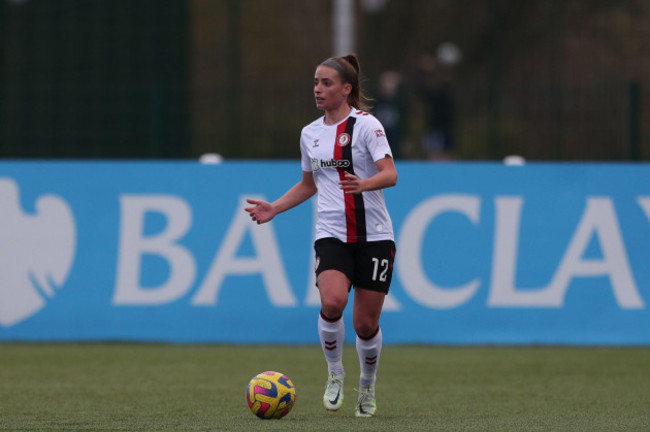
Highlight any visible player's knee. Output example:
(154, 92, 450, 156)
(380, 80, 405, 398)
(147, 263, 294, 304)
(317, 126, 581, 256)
(353, 320, 378, 339)
(320, 298, 346, 319)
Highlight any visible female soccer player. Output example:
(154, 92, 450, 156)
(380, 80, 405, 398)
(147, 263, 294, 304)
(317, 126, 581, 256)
(245, 53, 397, 417)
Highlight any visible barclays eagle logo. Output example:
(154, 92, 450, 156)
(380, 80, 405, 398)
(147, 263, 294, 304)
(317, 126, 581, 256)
(0, 178, 76, 327)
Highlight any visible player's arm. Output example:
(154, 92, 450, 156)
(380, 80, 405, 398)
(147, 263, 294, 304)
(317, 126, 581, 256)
(245, 171, 317, 224)
(340, 155, 397, 194)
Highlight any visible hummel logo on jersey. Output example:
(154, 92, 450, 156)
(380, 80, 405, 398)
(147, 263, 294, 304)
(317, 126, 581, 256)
(311, 158, 350, 171)
(313, 139, 319, 147)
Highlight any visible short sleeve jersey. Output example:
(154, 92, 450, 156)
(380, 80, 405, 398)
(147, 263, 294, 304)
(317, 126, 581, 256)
(300, 108, 394, 243)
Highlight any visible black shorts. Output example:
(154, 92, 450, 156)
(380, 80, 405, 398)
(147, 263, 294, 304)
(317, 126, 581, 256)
(314, 237, 396, 294)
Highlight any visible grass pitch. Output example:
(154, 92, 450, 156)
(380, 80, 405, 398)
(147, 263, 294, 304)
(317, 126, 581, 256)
(0, 344, 648, 431)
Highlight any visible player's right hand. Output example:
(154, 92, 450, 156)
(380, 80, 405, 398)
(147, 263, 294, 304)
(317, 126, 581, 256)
(244, 199, 275, 224)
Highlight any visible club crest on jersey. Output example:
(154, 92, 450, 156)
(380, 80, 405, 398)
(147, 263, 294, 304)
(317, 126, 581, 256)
(337, 133, 351, 147)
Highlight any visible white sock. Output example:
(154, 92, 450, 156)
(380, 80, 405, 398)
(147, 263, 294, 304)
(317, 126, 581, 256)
(356, 327, 382, 388)
(318, 313, 345, 376)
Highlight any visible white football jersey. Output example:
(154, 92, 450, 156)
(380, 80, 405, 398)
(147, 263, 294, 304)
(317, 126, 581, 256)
(300, 108, 395, 243)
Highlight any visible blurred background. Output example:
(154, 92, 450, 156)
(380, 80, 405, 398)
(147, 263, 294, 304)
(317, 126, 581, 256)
(0, 0, 647, 161)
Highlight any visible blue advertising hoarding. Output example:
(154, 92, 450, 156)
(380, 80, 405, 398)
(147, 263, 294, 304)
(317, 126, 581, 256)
(0, 161, 648, 345)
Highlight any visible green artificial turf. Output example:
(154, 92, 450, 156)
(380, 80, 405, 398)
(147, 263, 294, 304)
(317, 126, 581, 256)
(0, 344, 648, 431)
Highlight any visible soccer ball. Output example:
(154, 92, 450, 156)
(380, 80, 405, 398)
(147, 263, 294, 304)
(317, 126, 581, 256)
(246, 371, 296, 419)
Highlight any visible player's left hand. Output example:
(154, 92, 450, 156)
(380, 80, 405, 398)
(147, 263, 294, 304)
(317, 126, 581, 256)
(339, 172, 364, 194)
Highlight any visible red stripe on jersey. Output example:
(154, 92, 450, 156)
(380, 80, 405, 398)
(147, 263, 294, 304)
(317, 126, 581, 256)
(334, 119, 358, 242)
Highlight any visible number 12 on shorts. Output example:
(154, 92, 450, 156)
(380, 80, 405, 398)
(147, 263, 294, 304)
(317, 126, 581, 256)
(371, 257, 389, 282)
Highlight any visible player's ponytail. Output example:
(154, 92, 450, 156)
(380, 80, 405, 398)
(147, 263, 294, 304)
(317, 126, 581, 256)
(321, 53, 372, 112)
